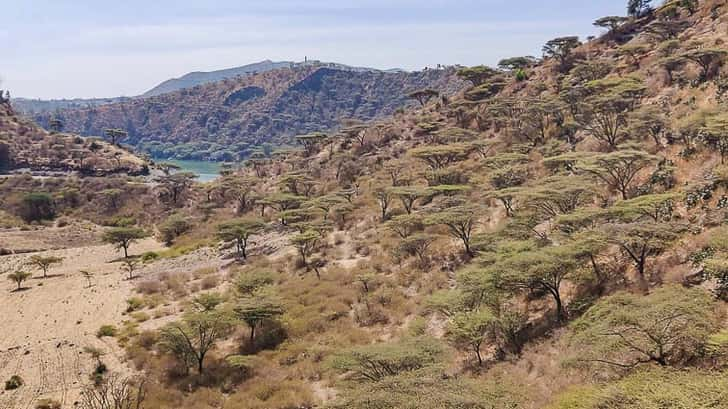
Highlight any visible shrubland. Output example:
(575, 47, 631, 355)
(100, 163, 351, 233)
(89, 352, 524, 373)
(4, 0, 728, 407)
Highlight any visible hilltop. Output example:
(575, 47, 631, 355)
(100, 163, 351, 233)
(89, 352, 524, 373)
(2, 1, 728, 408)
(10, 60, 385, 113)
(143, 59, 405, 97)
(0, 100, 147, 176)
(26, 64, 463, 161)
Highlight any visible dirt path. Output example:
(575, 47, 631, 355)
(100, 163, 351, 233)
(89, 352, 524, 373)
(0, 238, 163, 408)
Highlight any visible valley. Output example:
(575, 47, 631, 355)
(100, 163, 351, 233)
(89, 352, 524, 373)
(2, 0, 728, 408)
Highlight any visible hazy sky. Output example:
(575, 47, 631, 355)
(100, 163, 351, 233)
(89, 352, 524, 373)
(2, 0, 625, 99)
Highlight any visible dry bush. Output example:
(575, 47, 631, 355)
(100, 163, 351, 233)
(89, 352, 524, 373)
(224, 379, 315, 409)
(192, 267, 216, 280)
(200, 274, 219, 290)
(136, 279, 164, 295)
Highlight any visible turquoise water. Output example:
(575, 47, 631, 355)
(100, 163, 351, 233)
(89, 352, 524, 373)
(157, 159, 224, 183)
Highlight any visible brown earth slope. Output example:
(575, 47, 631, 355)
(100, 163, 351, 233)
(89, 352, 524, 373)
(27, 65, 464, 161)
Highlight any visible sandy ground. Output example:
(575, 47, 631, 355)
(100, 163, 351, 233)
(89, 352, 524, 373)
(0, 235, 163, 409)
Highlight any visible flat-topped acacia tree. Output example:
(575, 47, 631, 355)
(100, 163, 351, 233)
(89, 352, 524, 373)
(456, 65, 500, 86)
(425, 205, 479, 256)
(28, 255, 63, 279)
(216, 218, 265, 259)
(102, 128, 127, 145)
(7, 271, 32, 291)
(568, 285, 717, 369)
(409, 144, 471, 170)
(290, 229, 321, 268)
(156, 172, 197, 205)
(542, 36, 581, 70)
(388, 186, 430, 214)
(159, 310, 234, 375)
(295, 132, 328, 156)
(102, 227, 148, 259)
(407, 89, 440, 107)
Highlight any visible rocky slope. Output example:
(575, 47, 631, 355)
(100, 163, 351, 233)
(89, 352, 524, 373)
(0, 101, 147, 175)
(28, 64, 464, 161)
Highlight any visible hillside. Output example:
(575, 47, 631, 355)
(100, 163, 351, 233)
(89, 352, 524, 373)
(11, 96, 131, 115)
(142, 60, 294, 97)
(0, 101, 147, 176)
(29, 64, 464, 161)
(142, 59, 403, 97)
(3, 1, 728, 409)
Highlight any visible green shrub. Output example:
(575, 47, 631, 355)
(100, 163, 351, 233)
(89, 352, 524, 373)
(18, 192, 55, 223)
(97, 324, 117, 338)
(4, 375, 23, 390)
(141, 251, 160, 262)
(547, 368, 728, 409)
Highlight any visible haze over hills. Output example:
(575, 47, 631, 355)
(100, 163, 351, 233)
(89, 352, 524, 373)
(28, 63, 463, 161)
(12, 59, 408, 114)
(142, 59, 405, 98)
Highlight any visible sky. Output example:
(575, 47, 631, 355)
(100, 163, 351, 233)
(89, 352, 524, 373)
(1, 0, 626, 99)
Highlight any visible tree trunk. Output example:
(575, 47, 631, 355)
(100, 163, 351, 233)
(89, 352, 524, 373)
(198, 354, 205, 374)
(474, 343, 483, 366)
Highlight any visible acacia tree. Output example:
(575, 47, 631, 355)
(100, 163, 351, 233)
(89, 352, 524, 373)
(611, 192, 679, 222)
(409, 144, 471, 170)
(579, 149, 659, 199)
(446, 309, 497, 366)
(295, 132, 328, 156)
(617, 43, 650, 66)
(569, 285, 717, 369)
(7, 271, 32, 291)
(575, 94, 632, 149)
(290, 230, 321, 267)
(509, 176, 595, 219)
(456, 65, 500, 86)
(278, 172, 317, 197)
(628, 105, 667, 146)
(521, 97, 565, 146)
(397, 233, 437, 267)
(593, 16, 628, 33)
(407, 89, 439, 107)
(223, 176, 259, 214)
(389, 186, 429, 214)
(681, 48, 727, 82)
(385, 214, 424, 239)
(487, 242, 581, 322)
(234, 291, 284, 344)
(102, 128, 127, 145)
(307, 194, 346, 221)
(373, 186, 393, 222)
(159, 310, 234, 375)
(28, 255, 63, 279)
(542, 36, 581, 70)
(700, 112, 728, 163)
(497, 56, 537, 72)
(216, 218, 265, 259)
(601, 222, 683, 292)
(102, 227, 147, 259)
(425, 206, 479, 256)
(156, 172, 197, 205)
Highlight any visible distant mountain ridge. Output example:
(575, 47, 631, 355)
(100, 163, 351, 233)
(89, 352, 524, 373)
(143, 59, 404, 97)
(142, 60, 293, 97)
(12, 60, 407, 114)
(31, 63, 463, 161)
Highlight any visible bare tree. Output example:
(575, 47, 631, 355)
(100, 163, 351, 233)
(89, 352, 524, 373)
(79, 373, 146, 409)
